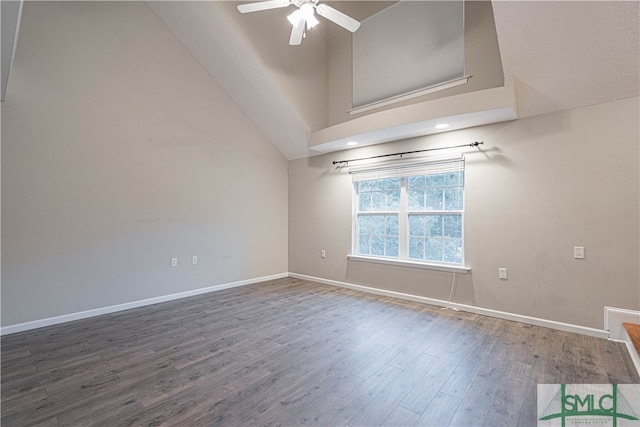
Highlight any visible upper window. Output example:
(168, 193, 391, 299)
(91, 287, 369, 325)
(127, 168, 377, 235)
(352, 159, 465, 266)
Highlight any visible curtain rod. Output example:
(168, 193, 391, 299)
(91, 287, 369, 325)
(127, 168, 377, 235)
(332, 141, 484, 165)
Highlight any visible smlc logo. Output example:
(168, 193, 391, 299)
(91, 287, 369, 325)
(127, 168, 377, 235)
(538, 384, 640, 427)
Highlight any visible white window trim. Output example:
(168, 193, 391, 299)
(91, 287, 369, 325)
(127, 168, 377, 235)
(347, 254, 471, 274)
(350, 157, 469, 271)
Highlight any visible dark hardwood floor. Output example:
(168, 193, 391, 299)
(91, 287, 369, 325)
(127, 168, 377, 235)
(2, 277, 638, 426)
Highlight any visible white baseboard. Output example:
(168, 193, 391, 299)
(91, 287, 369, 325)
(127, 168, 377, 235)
(0, 273, 289, 336)
(604, 306, 640, 340)
(0, 272, 620, 344)
(605, 306, 640, 377)
(289, 272, 609, 339)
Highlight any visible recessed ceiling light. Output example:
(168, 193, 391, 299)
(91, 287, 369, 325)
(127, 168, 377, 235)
(435, 123, 450, 129)
(346, 141, 358, 146)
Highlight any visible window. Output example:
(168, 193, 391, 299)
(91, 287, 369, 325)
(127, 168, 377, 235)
(352, 159, 465, 266)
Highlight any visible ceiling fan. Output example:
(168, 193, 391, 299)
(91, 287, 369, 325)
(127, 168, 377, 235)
(237, 0, 361, 45)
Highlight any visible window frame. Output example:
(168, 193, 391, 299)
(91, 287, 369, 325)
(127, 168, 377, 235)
(350, 158, 469, 272)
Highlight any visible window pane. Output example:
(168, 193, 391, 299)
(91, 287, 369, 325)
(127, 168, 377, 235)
(426, 215, 443, 237)
(386, 237, 399, 257)
(386, 190, 401, 210)
(409, 237, 424, 259)
(359, 193, 371, 211)
(408, 176, 425, 189)
(444, 187, 463, 210)
(371, 235, 385, 256)
(370, 215, 385, 235)
(445, 171, 462, 186)
(358, 235, 371, 255)
(408, 189, 425, 211)
(386, 215, 399, 235)
(425, 188, 444, 210)
(426, 238, 443, 261)
(358, 181, 372, 192)
(426, 173, 445, 188)
(444, 239, 462, 264)
(408, 215, 425, 236)
(371, 192, 387, 211)
(386, 178, 401, 189)
(443, 214, 462, 238)
(371, 180, 385, 191)
(358, 215, 370, 234)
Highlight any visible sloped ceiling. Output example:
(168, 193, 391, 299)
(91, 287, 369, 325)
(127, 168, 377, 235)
(93, 1, 640, 159)
(492, 0, 639, 119)
(148, 1, 314, 160)
(1, 0, 23, 101)
(148, 0, 638, 160)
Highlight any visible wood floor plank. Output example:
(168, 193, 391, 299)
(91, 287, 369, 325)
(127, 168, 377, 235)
(447, 373, 496, 427)
(399, 337, 466, 415)
(436, 318, 500, 400)
(272, 371, 365, 426)
(2, 277, 638, 427)
(380, 404, 421, 427)
(333, 363, 404, 426)
(415, 391, 462, 427)
(347, 354, 437, 426)
(481, 361, 532, 426)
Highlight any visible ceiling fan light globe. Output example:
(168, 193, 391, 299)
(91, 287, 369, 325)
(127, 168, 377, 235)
(306, 15, 319, 29)
(287, 9, 302, 27)
(300, 3, 315, 19)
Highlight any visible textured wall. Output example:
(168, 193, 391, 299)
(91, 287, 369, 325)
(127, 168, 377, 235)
(1, 1, 288, 326)
(289, 97, 640, 329)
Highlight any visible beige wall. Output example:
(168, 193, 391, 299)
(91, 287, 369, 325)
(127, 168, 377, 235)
(1, 1, 288, 326)
(289, 97, 640, 329)
(2, 1, 637, 333)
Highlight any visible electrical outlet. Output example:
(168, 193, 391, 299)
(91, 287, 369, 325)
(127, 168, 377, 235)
(574, 247, 585, 259)
(321, 249, 326, 258)
(171, 258, 178, 267)
(498, 268, 508, 280)
(192, 255, 198, 265)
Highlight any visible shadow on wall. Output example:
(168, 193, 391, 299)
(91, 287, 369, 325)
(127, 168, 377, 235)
(344, 259, 480, 308)
(467, 145, 512, 168)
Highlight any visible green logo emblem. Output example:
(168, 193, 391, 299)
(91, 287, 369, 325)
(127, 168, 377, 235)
(539, 384, 639, 427)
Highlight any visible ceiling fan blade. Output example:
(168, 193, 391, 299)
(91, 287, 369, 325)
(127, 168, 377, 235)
(315, 4, 361, 32)
(289, 17, 305, 45)
(237, 0, 290, 14)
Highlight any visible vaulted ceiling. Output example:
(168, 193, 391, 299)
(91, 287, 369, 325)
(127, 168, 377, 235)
(3, 1, 638, 160)
(147, 1, 638, 160)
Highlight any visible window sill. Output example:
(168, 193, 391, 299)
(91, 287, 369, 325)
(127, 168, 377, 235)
(347, 255, 471, 274)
